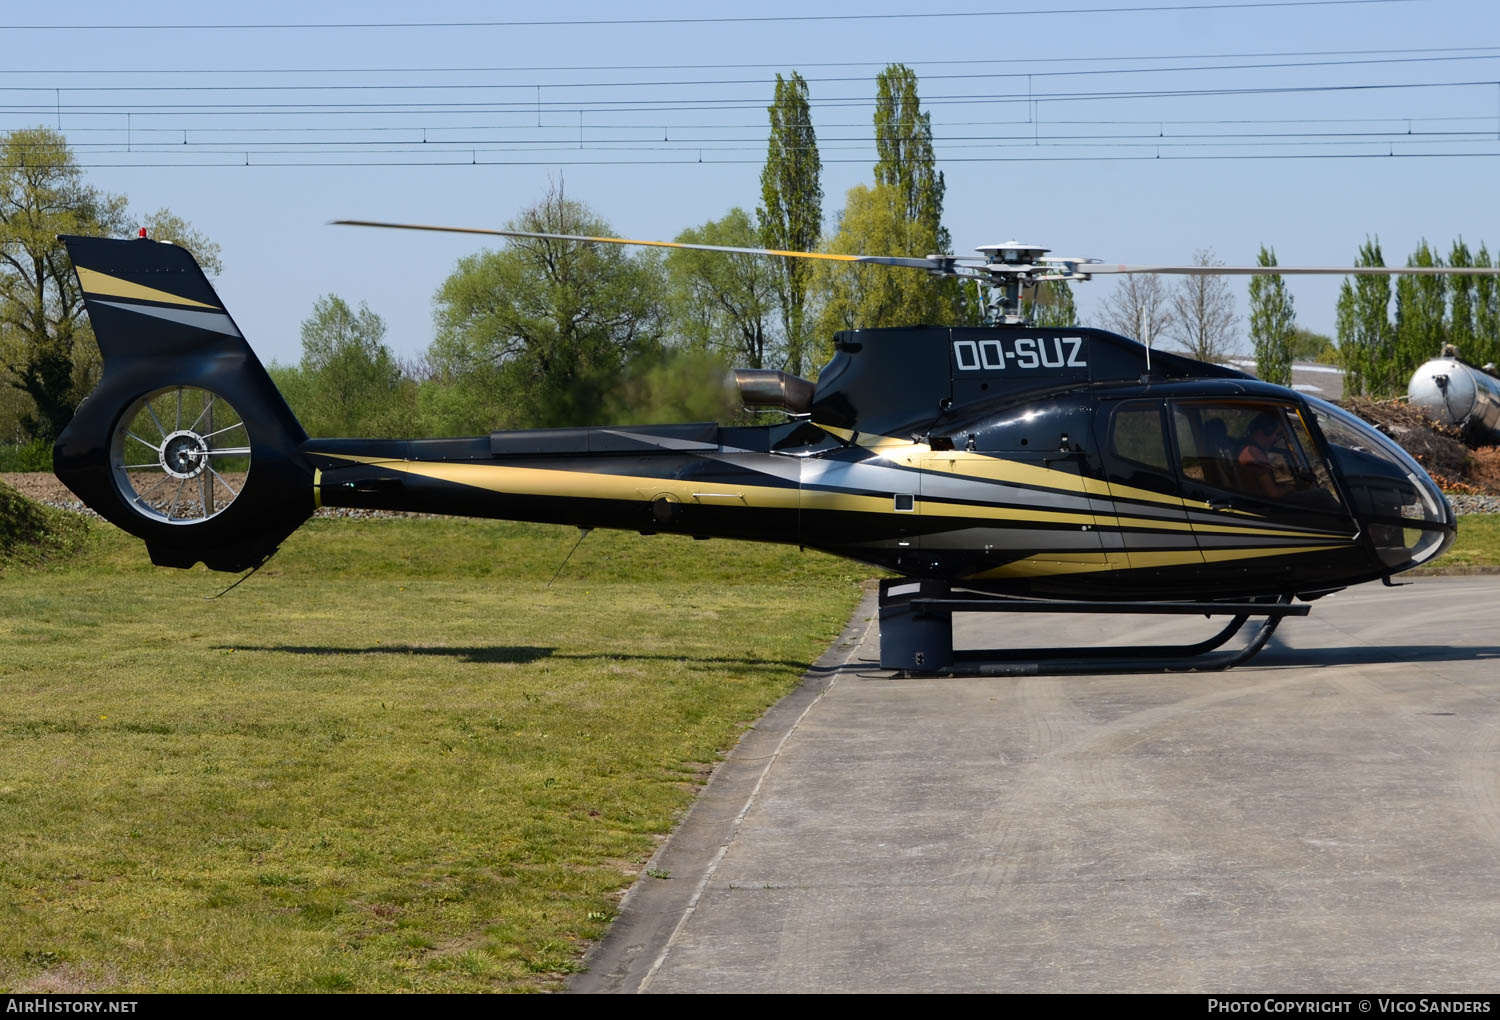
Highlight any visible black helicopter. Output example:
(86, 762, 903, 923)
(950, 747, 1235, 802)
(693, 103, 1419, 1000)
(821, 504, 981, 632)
(51, 229, 1493, 674)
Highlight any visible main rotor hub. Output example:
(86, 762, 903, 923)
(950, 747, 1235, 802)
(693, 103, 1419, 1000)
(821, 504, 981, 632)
(975, 241, 1049, 266)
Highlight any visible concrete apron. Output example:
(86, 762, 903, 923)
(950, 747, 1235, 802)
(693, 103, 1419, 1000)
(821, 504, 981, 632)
(572, 578, 1500, 993)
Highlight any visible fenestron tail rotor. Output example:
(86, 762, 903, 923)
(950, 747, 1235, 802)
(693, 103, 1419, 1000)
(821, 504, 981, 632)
(334, 220, 1500, 325)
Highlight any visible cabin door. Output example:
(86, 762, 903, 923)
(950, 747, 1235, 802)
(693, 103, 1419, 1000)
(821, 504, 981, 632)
(1092, 398, 1206, 584)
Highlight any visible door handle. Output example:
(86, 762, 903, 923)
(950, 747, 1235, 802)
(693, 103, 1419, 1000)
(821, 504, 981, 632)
(1207, 498, 1237, 512)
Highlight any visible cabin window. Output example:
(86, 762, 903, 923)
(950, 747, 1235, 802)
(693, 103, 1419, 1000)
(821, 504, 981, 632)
(1109, 402, 1171, 474)
(1170, 401, 1340, 507)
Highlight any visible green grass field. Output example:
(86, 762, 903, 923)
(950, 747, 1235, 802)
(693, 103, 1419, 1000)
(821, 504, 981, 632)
(1418, 512, 1500, 570)
(4, 502, 1497, 994)
(0, 517, 866, 993)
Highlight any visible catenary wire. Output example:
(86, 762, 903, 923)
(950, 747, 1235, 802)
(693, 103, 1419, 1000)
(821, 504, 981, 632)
(0, 1, 1428, 31)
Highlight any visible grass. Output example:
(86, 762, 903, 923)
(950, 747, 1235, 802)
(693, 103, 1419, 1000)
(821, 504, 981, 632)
(4, 491, 1496, 994)
(0, 516, 866, 993)
(0, 481, 87, 569)
(1418, 512, 1500, 571)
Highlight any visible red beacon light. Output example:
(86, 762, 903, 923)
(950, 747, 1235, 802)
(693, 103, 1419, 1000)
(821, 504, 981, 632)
(137, 227, 148, 239)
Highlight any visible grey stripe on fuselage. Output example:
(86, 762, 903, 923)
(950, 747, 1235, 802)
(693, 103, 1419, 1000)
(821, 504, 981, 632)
(94, 300, 242, 337)
(604, 429, 717, 451)
(799, 456, 1098, 514)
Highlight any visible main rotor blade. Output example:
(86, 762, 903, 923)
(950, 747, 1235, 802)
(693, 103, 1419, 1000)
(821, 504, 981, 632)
(1083, 264, 1500, 276)
(333, 219, 943, 270)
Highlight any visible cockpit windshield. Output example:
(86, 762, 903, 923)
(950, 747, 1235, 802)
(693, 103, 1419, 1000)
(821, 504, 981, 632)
(1304, 396, 1453, 569)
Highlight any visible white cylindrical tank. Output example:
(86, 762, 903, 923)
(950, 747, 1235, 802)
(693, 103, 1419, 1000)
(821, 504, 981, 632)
(1408, 354, 1500, 442)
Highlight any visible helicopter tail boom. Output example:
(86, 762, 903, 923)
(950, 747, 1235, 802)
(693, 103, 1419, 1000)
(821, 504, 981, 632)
(55, 234, 314, 571)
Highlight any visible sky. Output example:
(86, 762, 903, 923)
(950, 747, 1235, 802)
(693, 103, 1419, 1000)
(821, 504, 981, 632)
(5, 0, 1500, 368)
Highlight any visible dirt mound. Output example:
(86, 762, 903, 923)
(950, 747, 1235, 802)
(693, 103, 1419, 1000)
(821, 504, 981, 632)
(1342, 398, 1500, 495)
(1467, 447, 1500, 493)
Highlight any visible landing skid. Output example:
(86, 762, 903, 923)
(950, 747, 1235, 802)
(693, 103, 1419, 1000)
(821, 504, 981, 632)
(877, 579, 1309, 677)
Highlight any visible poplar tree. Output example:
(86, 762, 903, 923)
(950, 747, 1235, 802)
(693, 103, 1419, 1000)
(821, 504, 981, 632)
(873, 64, 948, 254)
(757, 72, 821, 376)
(1247, 245, 1295, 386)
(871, 63, 969, 323)
(1335, 238, 1392, 396)
(1394, 239, 1446, 383)
(1448, 238, 1475, 357)
(1476, 244, 1499, 367)
(814, 182, 948, 349)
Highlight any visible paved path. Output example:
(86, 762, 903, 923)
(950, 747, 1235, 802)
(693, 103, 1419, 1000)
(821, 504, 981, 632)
(572, 577, 1500, 993)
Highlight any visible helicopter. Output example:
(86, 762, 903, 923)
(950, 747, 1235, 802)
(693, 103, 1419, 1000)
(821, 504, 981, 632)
(50, 228, 1500, 675)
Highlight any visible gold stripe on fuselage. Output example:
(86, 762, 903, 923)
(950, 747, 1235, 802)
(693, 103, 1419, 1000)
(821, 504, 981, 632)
(969, 543, 1348, 579)
(310, 452, 1352, 542)
(75, 267, 220, 309)
(313, 454, 804, 510)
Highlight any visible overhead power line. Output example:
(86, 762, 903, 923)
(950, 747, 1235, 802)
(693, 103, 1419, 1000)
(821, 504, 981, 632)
(3, 44, 1494, 76)
(0, 0, 1425, 31)
(5, 150, 1496, 171)
(3, 77, 1493, 116)
(17, 129, 1495, 151)
(23, 114, 1498, 136)
(2, 51, 1497, 94)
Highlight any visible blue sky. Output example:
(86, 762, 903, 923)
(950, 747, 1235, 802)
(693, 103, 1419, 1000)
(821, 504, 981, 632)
(6, 0, 1500, 367)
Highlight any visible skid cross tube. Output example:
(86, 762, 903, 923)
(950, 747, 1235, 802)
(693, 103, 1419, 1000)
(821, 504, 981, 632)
(877, 579, 1305, 676)
(909, 597, 1309, 617)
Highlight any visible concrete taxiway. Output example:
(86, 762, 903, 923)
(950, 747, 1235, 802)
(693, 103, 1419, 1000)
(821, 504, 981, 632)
(572, 576, 1500, 993)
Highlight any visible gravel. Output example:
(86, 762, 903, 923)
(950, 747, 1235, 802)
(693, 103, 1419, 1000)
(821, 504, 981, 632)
(1446, 493, 1500, 516)
(0, 473, 442, 521)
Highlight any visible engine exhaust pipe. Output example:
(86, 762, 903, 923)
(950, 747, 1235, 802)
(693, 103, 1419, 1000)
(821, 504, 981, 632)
(732, 369, 815, 414)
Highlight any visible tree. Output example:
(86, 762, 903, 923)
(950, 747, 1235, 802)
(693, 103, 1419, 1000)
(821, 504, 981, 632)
(291, 294, 413, 437)
(1476, 243, 1499, 367)
(666, 208, 780, 368)
(757, 72, 822, 377)
(428, 183, 666, 430)
(1335, 238, 1392, 395)
(871, 63, 970, 324)
(142, 208, 223, 277)
(1096, 272, 1173, 350)
(1448, 238, 1475, 357)
(1021, 280, 1078, 328)
(813, 183, 950, 357)
(0, 127, 127, 441)
(1247, 245, 1295, 386)
(1168, 249, 1237, 363)
(873, 64, 948, 255)
(1394, 239, 1446, 385)
(1289, 327, 1337, 364)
